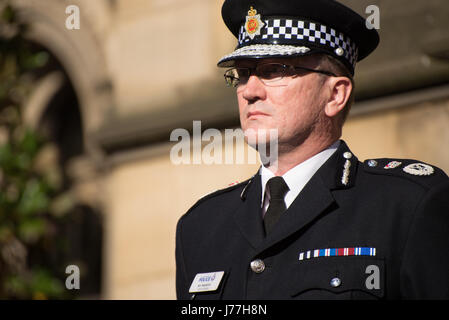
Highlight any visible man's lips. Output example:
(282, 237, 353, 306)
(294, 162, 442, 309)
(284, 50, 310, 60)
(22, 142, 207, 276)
(247, 111, 270, 119)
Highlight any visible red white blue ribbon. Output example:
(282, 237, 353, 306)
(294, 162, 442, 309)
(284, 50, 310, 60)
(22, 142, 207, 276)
(299, 247, 376, 261)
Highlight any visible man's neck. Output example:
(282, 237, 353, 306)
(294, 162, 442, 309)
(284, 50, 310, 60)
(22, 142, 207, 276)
(265, 136, 339, 176)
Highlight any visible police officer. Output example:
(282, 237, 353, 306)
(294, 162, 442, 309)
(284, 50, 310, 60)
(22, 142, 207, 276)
(176, 0, 449, 299)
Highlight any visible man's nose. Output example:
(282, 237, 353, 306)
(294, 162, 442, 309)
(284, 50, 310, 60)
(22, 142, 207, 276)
(241, 75, 267, 102)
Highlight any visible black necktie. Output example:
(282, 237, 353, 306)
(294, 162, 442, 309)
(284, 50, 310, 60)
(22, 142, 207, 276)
(264, 176, 289, 235)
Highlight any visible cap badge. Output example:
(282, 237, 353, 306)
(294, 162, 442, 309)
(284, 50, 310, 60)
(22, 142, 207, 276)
(245, 6, 264, 40)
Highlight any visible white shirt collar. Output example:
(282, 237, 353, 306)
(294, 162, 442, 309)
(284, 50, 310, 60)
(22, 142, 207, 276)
(260, 140, 340, 209)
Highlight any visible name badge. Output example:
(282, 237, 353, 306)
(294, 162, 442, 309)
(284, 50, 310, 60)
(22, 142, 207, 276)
(189, 271, 225, 293)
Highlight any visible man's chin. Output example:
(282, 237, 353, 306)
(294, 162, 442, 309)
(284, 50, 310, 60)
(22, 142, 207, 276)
(243, 127, 280, 168)
(243, 127, 279, 149)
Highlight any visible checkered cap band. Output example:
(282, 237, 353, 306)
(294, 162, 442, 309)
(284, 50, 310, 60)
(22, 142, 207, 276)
(237, 18, 359, 68)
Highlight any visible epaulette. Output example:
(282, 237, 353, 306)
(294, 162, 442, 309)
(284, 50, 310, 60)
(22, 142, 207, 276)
(362, 158, 448, 189)
(183, 176, 255, 216)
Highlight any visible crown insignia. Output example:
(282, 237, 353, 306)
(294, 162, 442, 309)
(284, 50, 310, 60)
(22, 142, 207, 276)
(248, 6, 257, 16)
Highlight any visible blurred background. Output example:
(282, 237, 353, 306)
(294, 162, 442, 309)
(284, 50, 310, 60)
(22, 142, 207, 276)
(0, 0, 448, 299)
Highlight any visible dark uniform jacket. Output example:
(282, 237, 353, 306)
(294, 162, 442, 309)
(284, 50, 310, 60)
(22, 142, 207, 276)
(176, 140, 449, 300)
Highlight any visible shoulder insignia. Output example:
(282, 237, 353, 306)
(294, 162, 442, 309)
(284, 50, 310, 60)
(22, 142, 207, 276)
(403, 163, 434, 176)
(363, 158, 448, 189)
(384, 161, 402, 169)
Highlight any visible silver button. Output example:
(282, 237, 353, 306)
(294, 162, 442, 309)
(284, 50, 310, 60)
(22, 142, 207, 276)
(335, 47, 344, 56)
(250, 259, 265, 273)
(343, 152, 352, 159)
(367, 159, 378, 167)
(330, 277, 341, 288)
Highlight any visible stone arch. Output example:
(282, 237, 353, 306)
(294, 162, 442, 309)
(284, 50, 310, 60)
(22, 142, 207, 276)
(14, 0, 114, 161)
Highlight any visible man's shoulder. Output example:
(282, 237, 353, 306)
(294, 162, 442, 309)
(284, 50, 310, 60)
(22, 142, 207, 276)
(179, 176, 254, 222)
(359, 157, 448, 190)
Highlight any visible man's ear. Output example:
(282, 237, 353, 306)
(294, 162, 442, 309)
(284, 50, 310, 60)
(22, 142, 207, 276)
(324, 77, 352, 118)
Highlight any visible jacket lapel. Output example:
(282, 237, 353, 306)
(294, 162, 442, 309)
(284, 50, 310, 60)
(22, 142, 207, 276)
(233, 173, 265, 249)
(257, 140, 358, 254)
(257, 175, 335, 253)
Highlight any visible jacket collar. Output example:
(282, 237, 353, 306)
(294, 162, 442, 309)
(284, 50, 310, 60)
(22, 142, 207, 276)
(233, 140, 358, 253)
(317, 139, 358, 190)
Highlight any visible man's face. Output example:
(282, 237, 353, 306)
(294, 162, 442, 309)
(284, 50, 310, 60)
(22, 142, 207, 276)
(235, 55, 329, 151)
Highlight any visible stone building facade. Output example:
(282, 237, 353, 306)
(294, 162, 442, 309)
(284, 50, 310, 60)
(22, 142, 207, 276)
(11, 0, 449, 299)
